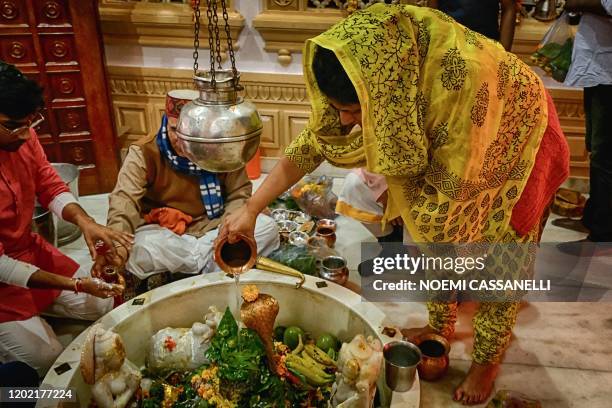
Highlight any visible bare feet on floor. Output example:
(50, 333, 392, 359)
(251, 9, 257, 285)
(453, 361, 499, 405)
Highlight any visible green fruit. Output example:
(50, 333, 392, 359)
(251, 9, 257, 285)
(274, 326, 286, 342)
(283, 326, 305, 350)
(316, 333, 338, 352)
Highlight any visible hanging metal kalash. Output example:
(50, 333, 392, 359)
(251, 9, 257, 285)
(176, 0, 262, 172)
(181, 1, 304, 287)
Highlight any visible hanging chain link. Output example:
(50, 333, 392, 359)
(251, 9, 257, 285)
(205, 0, 216, 88)
(196, 0, 238, 91)
(221, 0, 239, 90)
(192, 0, 201, 76)
(212, 0, 223, 70)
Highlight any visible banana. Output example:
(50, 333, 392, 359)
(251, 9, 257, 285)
(286, 360, 330, 383)
(304, 344, 336, 367)
(291, 334, 304, 355)
(285, 358, 334, 386)
(300, 350, 327, 370)
(287, 354, 328, 378)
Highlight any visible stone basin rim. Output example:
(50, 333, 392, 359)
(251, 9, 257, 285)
(41, 270, 420, 407)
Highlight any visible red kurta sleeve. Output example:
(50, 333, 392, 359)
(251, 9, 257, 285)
(30, 129, 70, 209)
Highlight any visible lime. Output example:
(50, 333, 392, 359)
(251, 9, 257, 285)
(316, 333, 339, 352)
(283, 326, 305, 350)
(274, 326, 286, 342)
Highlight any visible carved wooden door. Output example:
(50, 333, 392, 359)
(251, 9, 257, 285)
(0, 0, 119, 194)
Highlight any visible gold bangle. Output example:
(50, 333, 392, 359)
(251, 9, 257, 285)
(73, 277, 83, 293)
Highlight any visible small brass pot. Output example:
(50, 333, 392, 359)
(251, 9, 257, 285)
(414, 333, 450, 382)
(214, 233, 257, 275)
(315, 220, 336, 248)
(213, 234, 305, 288)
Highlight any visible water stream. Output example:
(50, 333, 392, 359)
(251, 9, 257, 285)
(234, 272, 242, 326)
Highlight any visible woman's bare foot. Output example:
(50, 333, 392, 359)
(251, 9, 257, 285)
(400, 325, 437, 342)
(453, 361, 499, 405)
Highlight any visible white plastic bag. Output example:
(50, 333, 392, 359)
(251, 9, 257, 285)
(531, 12, 575, 82)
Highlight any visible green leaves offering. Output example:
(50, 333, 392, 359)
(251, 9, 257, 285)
(140, 308, 333, 407)
(206, 308, 265, 386)
(269, 245, 317, 276)
(205, 307, 295, 407)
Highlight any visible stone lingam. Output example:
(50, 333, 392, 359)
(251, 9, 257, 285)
(240, 284, 280, 372)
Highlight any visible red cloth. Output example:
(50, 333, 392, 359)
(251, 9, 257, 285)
(144, 207, 193, 235)
(510, 91, 570, 236)
(0, 129, 78, 323)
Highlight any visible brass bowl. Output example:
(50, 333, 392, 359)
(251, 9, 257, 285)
(413, 333, 450, 382)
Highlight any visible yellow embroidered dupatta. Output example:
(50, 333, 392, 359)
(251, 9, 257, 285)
(285, 4, 548, 243)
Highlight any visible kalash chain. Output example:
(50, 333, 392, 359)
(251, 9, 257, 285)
(191, 0, 239, 91)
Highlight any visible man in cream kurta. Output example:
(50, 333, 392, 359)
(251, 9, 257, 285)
(97, 90, 279, 281)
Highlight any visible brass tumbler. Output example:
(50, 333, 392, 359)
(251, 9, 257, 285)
(414, 333, 450, 382)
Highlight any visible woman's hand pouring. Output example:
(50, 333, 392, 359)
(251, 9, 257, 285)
(216, 204, 258, 246)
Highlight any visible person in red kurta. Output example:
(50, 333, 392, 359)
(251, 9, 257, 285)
(0, 62, 133, 375)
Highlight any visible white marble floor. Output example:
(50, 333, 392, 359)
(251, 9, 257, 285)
(57, 177, 612, 408)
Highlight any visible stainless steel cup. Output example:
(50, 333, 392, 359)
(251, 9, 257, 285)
(383, 341, 422, 392)
(319, 255, 349, 285)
